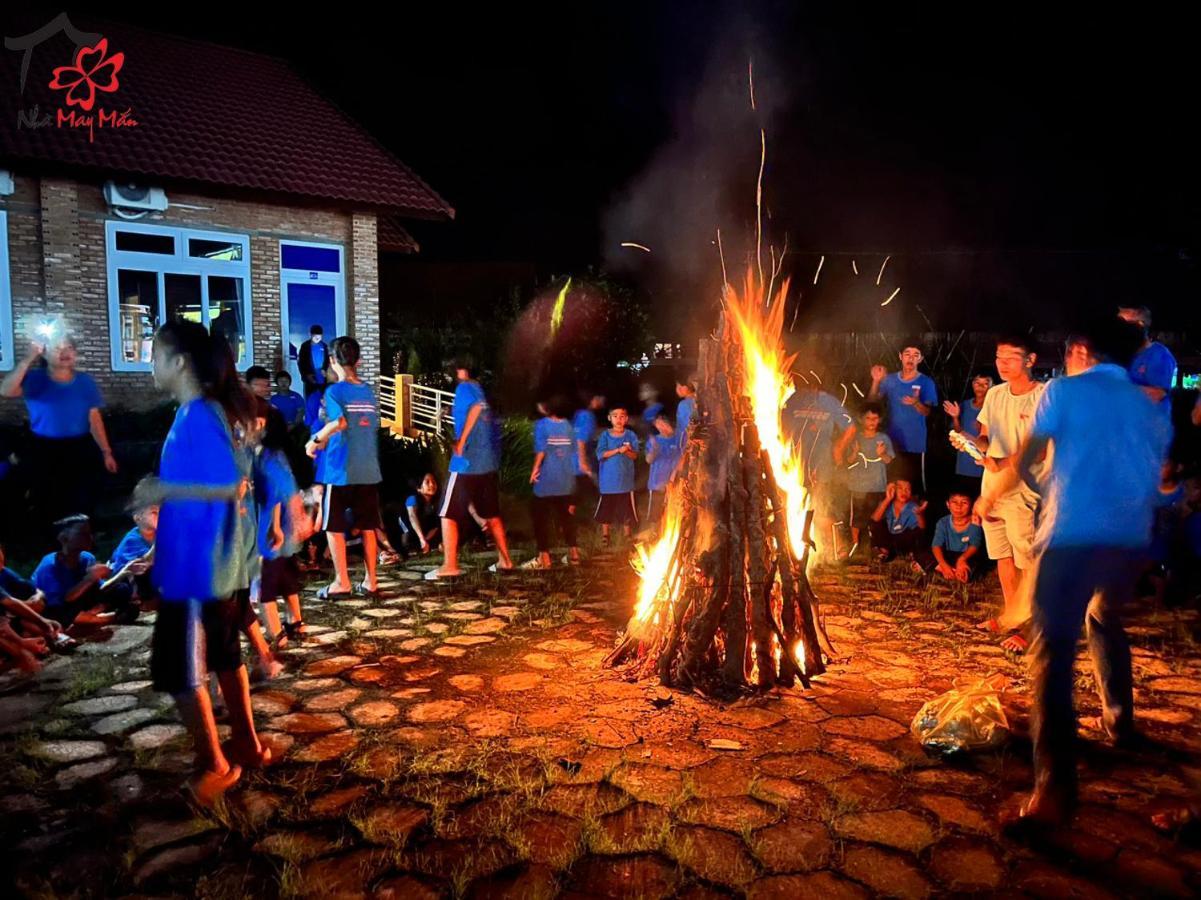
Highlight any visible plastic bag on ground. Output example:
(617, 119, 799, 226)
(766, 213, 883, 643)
(911, 674, 1010, 755)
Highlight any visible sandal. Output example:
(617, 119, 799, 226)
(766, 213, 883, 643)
(355, 582, 378, 598)
(284, 620, 307, 639)
(1001, 633, 1029, 654)
(316, 586, 354, 600)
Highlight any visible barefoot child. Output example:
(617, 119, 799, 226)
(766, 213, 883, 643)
(33, 515, 116, 630)
(924, 491, 985, 581)
(869, 480, 927, 564)
(595, 406, 640, 546)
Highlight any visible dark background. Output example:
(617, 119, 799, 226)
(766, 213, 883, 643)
(23, 3, 1201, 345)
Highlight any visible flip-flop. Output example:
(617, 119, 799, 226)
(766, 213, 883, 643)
(355, 582, 379, 598)
(1001, 633, 1029, 654)
(977, 618, 1006, 634)
(316, 586, 354, 600)
(488, 562, 515, 574)
(423, 568, 461, 581)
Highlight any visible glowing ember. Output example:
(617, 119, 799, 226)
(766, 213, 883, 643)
(876, 254, 890, 286)
(880, 286, 900, 307)
(724, 271, 809, 558)
(620, 242, 651, 253)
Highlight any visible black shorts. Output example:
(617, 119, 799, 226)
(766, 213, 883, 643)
(151, 596, 244, 694)
(850, 491, 885, 530)
(595, 492, 639, 526)
(440, 472, 501, 526)
(261, 556, 301, 602)
(321, 483, 382, 534)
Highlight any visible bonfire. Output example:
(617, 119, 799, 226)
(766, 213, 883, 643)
(606, 269, 835, 693)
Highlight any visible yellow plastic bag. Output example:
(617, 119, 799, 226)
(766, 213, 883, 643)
(911, 674, 1010, 755)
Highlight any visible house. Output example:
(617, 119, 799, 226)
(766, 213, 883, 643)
(0, 15, 452, 415)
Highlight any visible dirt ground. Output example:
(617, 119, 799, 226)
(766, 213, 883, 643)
(2, 551, 1200, 898)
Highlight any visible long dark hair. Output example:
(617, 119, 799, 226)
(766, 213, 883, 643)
(155, 321, 256, 433)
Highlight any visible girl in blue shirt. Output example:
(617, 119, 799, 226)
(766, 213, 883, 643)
(148, 320, 266, 806)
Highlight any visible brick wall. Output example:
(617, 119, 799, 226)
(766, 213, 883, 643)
(1, 174, 382, 420)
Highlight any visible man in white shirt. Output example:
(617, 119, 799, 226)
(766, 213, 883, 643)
(977, 317, 1170, 828)
(965, 336, 1044, 651)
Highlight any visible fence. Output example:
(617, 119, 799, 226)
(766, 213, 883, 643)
(379, 373, 455, 437)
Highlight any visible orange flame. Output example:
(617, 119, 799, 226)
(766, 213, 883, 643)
(629, 484, 685, 638)
(724, 271, 809, 557)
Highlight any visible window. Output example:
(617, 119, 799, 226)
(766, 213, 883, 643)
(105, 222, 252, 371)
(0, 211, 12, 370)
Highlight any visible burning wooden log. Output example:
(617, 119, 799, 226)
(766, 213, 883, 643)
(605, 270, 834, 694)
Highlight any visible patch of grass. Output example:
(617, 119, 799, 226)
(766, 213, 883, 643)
(60, 655, 120, 701)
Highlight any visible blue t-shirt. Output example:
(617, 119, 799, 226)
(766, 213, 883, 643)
(271, 390, 305, 426)
(322, 382, 382, 486)
(304, 390, 325, 431)
(932, 515, 984, 554)
(884, 501, 920, 534)
(451, 381, 499, 475)
(21, 368, 104, 438)
(785, 390, 851, 484)
(403, 492, 441, 535)
(1030, 364, 1170, 549)
(0, 566, 36, 601)
(1129, 341, 1176, 414)
(533, 417, 576, 498)
(676, 396, 696, 442)
(110, 527, 152, 572)
(646, 434, 679, 491)
(154, 399, 255, 601)
(34, 551, 96, 609)
(877, 372, 938, 453)
(597, 429, 639, 494)
(255, 448, 300, 559)
(642, 402, 664, 427)
(307, 342, 328, 385)
(573, 409, 598, 475)
(954, 399, 984, 478)
(846, 432, 894, 493)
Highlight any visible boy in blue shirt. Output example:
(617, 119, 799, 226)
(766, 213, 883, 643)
(942, 373, 993, 495)
(595, 407, 640, 546)
(33, 515, 115, 629)
(528, 397, 581, 568)
(573, 392, 605, 484)
(104, 479, 159, 621)
(869, 480, 927, 565)
(270, 371, 306, 429)
(306, 337, 385, 597)
(920, 491, 985, 581)
(1118, 306, 1176, 418)
(868, 343, 938, 491)
(843, 403, 895, 556)
(645, 414, 679, 525)
(675, 376, 697, 447)
(428, 358, 514, 579)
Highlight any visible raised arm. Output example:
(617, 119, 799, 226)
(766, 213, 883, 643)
(1, 344, 43, 398)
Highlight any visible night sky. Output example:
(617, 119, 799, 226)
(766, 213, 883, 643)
(46, 4, 1201, 336)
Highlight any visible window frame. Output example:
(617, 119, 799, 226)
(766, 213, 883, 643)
(105, 220, 253, 372)
(0, 211, 13, 371)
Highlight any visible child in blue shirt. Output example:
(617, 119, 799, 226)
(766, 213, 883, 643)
(645, 414, 678, 524)
(868, 345, 938, 490)
(675, 377, 696, 448)
(104, 478, 159, 621)
(33, 515, 115, 629)
(844, 403, 895, 555)
(869, 480, 927, 565)
(920, 491, 985, 581)
(595, 407, 640, 546)
(270, 371, 306, 429)
(942, 373, 993, 491)
(529, 398, 581, 568)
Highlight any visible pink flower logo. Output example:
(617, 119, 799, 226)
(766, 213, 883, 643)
(48, 38, 124, 111)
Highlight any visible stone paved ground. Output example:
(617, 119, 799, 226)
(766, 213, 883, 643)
(2, 552, 1201, 898)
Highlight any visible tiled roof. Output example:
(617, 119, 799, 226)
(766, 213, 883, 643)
(0, 15, 454, 220)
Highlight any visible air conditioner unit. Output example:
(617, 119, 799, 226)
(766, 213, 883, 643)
(0, 169, 13, 196)
(103, 181, 168, 217)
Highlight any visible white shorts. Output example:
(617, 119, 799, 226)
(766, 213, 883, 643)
(982, 491, 1039, 569)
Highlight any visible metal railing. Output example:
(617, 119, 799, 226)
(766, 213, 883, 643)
(378, 374, 398, 425)
(410, 382, 455, 436)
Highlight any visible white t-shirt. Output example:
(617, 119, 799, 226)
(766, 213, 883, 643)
(1030, 364, 1170, 549)
(978, 380, 1046, 497)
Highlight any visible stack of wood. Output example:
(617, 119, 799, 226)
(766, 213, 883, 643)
(606, 277, 835, 694)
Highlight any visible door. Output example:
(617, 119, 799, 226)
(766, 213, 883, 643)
(279, 241, 346, 387)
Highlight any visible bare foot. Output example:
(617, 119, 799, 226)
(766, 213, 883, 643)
(187, 764, 242, 807)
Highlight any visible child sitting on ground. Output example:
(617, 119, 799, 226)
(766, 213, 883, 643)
(104, 480, 159, 620)
(921, 490, 985, 582)
(870, 480, 927, 565)
(843, 402, 895, 556)
(33, 515, 116, 630)
(595, 406, 640, 547)
(0, 542, 72, 652)
(399, 473, 443, 557)
(645, 413, 679, 525)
